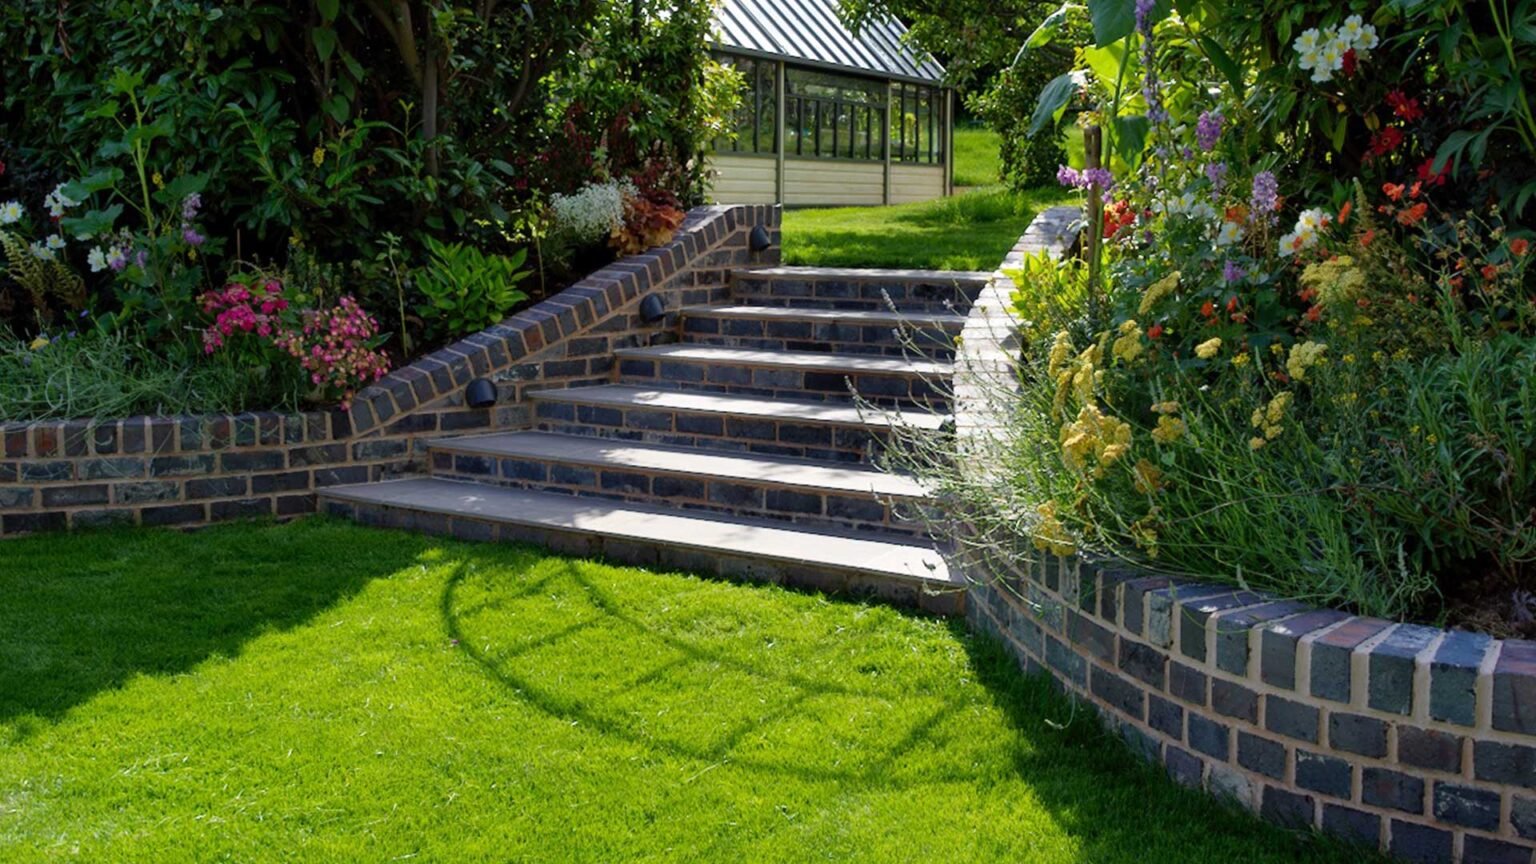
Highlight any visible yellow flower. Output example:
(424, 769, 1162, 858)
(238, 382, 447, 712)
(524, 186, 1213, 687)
(1112, 320, 1144, 363)
(1270, 343, 1285, 357)
(1249, 436, 1267, 451)
(1032, 502, 1076, 557)
(1047, 331, 1074, 378)
(1232, 352, 1250, 368)
(1195, 337, 1222, 359)
(1059, 404, 1133, 476)
(1150, 401, 1180, 415)
(312, 146, 327, 167)
(1139, 271, 1181, 315)
(28, 336, 50, 351)
(1286, 341, 1328, 381)
(1132, 459, 1164, 494)
(1150, 414, 1186, 444)
(151, 171, 164, 189)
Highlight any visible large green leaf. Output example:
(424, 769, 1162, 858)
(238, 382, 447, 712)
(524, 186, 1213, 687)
(1030, 72, 1085, 136)
(1090, 0, 1171, 46)
(1197, 35, 1245, 99)
(1112, 114, 1150, 164)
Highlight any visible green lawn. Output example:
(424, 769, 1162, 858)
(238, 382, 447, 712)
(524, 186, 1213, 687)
(954, 125, 1003, 187)
(781, 186, 1071, 271)
(0, 520, 1367, 863)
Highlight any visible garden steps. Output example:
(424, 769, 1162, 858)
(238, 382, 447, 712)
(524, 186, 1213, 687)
(331, 263, 972, 611)
(612, 344, 953, 410)
(530, 384, 946, 463)
(678, 303, 964, 360)
(427, 430, 929, 536)
(728, 266, 992, 313)
(316, 477, 960, 613)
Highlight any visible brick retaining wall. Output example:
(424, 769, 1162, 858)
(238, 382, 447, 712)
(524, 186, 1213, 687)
(0, 205, 779, 536)
(956, 209, 1536, 863)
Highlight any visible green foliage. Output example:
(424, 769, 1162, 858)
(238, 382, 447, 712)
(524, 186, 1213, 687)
(953, 126, 1005, 186)
(414, 239, 531, 342)
(0, 518, 1373, 862)
(0, 327, 303, 421)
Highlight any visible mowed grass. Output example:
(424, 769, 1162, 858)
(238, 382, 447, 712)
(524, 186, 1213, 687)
(0, 519, 1370, 863)
(953, 125, 1003, 187)
(781, 186, 1072, 271)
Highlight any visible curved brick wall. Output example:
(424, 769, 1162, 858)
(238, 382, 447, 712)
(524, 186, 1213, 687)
(0, 205, 779, 537)
(956, 211, 1536, 863)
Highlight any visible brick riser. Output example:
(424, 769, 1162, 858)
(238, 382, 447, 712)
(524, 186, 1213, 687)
(680, 317, 960, 361)
(731, 279, 981, 314)
(615, 358, 953, 413)
(429, 449, 925, 537)
(532, 402, 892, 464)
(322, 496, 961, 616)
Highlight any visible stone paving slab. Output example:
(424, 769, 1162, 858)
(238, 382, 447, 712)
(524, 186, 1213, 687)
(430, 431, 929, 499)
(732, 266, 992, 282)
(529, 385, 949, 431)
(613, 344, 954, 377)
(679, 305, 967, 328)
(321, 477, 957, 586)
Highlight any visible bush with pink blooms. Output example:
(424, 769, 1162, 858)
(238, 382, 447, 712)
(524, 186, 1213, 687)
(198, 280, 389, 409)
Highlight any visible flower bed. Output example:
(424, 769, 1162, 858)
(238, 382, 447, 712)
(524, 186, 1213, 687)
(0, 205, 776, 536)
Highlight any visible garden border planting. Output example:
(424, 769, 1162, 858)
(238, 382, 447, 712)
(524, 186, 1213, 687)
(0, 205, 779, 536)
(957, 208, 1536, 864)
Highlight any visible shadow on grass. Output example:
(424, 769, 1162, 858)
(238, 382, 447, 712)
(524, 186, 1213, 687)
(441, 553, 1375, 862)
(0, 520, 423, 730)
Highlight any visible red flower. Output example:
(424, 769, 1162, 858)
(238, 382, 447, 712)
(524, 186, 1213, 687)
(1382, 183, 1405, 202)
(1386, 90, 1424, 122)
(1225, 296, 1239, 313)
(1512, 238, 1531, 257)
(1304, 306, 1322, 323)
(1482, 263, 1500, 281)
(1337, 201, 1352, 224)
(1342, 49, 1359, 78)
(1366, 127, 1405, 161)
(0, 159, 6, 176)
(1397, 202, 1429, 226)
(1361, 228, 1377, 247)
(1416, 158, 1450, 187)
(1147, 323, 1164, 339)
(1200, 300, 1216, 318)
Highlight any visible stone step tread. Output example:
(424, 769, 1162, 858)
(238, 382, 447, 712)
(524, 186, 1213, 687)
(614, 344, 954, 377)
(321, 478, 956, 586)
(679, 304, 967, 328)
(530, 385, 949, 430)
(431, 431, 929, 499)
(732, 266, 991, 282)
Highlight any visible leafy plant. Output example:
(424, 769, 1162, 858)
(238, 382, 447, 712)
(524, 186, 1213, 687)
(413, 238, 531, 342)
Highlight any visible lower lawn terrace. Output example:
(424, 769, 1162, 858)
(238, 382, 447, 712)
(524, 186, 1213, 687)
(1, 520, 1363, 863)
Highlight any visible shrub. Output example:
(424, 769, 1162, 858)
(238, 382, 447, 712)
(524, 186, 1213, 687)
(413, 240, 532, 344)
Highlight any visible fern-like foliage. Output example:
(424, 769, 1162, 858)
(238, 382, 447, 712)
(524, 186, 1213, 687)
(0, 230, 85, 315)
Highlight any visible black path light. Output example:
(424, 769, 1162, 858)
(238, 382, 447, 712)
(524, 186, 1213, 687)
(749, 224, 773, 252)
(465, 377, 498, 409)
(638, 293, 667, 323)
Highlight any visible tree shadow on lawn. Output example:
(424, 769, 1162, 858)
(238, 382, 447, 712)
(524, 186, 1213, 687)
(0, 520, 425, 733)
(440, 556, 1375, 863)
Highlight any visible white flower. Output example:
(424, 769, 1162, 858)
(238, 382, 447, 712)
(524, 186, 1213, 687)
(0, 200, 21, 225)
(44, 233, 65, 251)
(87, 246, 108, 272)
(29, 241, 55, 261)
(1298, 48, 1320, 72)
(1297, 208, 1332, 231)
(1356, 23, 1379, 51)
(1294, 28, 1322, 55)
(1215, 221, 1245, 247)
(549, 179, 636, 246)
(1339, 15, 1365, 46)
(1312, 41, 1345, 82)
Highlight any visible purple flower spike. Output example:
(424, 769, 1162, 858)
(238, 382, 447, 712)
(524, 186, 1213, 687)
(1222, 260, 1247, 283)
(1196, 111, 1223, 151)
(1250, 171, 1278, 220)
(183, 227, 205, 247)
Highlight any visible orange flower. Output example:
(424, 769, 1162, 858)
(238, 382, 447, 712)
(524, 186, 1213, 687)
(1409, 181, 1423, 199)
(1397, 203, 1428, 226)
(1383, 183, 1405, 202)
(1449, 276, 1464, 291)
(1201, 300, 1216, 318)
(1225, 205, 1250, 223)
(1338, 201, 1352, 224)
(1361, 228, 1377, 248)
(1305, 305, 1322, 322)
(1148, 323, 1164, 339)
(1512, 238, 1531, 257)
(1482, 264, 1500, 281)
(1226, 296, 1239, 313)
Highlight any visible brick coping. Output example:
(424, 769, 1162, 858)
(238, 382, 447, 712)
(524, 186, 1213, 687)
(955, 208, 1536, 862)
